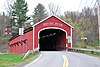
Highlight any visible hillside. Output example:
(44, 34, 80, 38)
(0, 36, 10, 53)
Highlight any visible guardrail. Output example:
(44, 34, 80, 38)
(68, 48, 100, 56)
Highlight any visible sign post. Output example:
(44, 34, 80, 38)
(19, 28, 24, 56)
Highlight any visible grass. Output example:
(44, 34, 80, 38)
(0, 51, 39, 67)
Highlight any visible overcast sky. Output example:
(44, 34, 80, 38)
(0, 0, 97, 15)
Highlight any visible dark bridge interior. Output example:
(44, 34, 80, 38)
(39, 29, 66, 51)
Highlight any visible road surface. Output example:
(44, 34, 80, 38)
(24, 51, 100, 67)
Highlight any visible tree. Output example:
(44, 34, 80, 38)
(80, 7, 98, 43)
(4, 0, 15, 20)
(63, 11, 84, 47)
(11, 0, 30, 34)
(1, 0, 15, 36)
(64, 11, 77, 23)
(0, 12, 9, 36)
(48, 3, 61, 16)
(32, 3, 48, 24)
(63, 7, 99, 47)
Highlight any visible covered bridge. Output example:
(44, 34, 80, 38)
(9, 15, 73, 53)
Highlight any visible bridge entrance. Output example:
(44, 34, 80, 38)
(39, 29, 66, 51)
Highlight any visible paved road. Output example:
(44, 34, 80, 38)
(24, 51, 100, 67)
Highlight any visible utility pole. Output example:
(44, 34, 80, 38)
(97, 0, 100, 44)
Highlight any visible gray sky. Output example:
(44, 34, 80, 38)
(0, 0, 97, 15)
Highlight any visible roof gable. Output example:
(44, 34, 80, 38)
(33, 15, 73, 28)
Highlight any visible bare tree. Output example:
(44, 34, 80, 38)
(0, 0, 15, 36)
(48, 3, 61, 16)
(4, 0, 15, 17)
(4, 0, 15, 26)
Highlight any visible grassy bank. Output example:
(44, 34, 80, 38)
(0, 36, 11, 39)
(73, 40, 100, 49)
(68, 48, 100, 58)
(0, 36, 10, 53)
(78, 50, 100, 59)
(79, 50, 100, 57)
(0, 51, 39, 67)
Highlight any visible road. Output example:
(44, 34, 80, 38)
(24, 51, 100, 67)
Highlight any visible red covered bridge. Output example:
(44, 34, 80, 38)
(9, 15, 73, 53)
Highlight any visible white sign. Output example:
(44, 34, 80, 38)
(81, 37, 87, 40)
(19, 28, 24, 35)
(67, 36, 72, 43)
(43, 22, 63, 27)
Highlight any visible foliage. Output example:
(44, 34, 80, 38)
(63, 7, 99, 47)
(87, 40, 99, 46)
(32, 3, 48, 24)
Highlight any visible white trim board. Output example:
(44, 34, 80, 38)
(33, 27, 34, 49)
(37, 27, 68, 49)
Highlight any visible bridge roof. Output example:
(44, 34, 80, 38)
(33, 15, 74, 28)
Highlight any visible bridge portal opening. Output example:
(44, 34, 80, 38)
(39, 29, 66, 51)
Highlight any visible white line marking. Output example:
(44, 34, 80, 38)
(24, 53, 42, 67)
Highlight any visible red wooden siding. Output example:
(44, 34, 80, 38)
(9, 30, 33, 53)
(34, 16, 72, 49)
